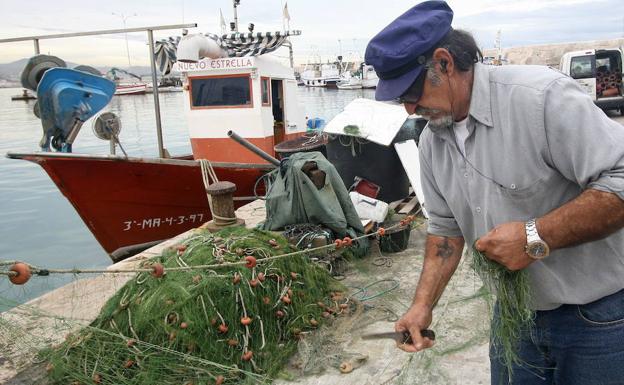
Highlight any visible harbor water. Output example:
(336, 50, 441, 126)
(0, 86, 376, 311)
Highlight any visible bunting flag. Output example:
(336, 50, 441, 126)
(154, 31, 297, 75)
(219, 9, 227, 34)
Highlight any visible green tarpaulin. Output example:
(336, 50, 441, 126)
(263, 152, 367, 251)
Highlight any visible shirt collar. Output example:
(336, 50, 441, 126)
(468, 63, 494, 127)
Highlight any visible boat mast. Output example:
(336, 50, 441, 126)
(0, 23, 197, 159)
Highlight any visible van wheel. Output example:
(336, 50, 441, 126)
(620, 107, 624, 116)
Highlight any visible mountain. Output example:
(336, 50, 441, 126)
(0, 58, 157, 88)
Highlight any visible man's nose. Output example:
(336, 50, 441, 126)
(403, 102, 418, 115)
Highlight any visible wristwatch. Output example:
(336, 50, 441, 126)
(525, 219, 550, 260)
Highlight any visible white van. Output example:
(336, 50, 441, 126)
(559, 48, 624, 114)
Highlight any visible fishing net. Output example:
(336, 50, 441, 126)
(472, 246, 533, 377)
(31, 227, 346, 385)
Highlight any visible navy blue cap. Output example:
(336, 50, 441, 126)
(365, 1, 453, 101)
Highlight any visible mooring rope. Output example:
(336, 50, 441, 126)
(199, 158, 238, 225)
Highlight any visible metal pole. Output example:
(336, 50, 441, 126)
(286, 41, 294, 69)
(147, 29, 165, 158)
(227, 130, 280, 166)
(33, 39, 40, 54)
(233, 1, 239, 32)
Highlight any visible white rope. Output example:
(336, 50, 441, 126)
(199, 159, 238, 224)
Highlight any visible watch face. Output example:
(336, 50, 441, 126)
(527, 242, 549, 259)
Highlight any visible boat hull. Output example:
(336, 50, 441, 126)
(7, 153, 272, 261)
(115, 84, 148, 95)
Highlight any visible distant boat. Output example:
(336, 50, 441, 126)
(337, 64, 378, 90)
(337, 74, 362, 90)
(146, 84, 182, 93)
(301, 63, 342, 88)
(115, 83, 148, 95)
(361, 64, 379, 89)
(107, 67, 148, 95)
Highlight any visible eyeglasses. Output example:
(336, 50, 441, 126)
(396, 67, 428, 105)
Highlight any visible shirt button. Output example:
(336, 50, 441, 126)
(476, 207, 482, 213)
(464, 173, 469, 178)
(510, 184, 516, 189)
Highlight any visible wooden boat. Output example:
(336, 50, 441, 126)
(8, 34, 306, 262)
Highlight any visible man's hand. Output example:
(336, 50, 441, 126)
(395, 304, 434, 352)
(474, 221, 534, 271)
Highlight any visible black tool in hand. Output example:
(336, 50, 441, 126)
(361, 329, 436, 344)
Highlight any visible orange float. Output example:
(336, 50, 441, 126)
(9, 263, 31, 285)
(244, 255, 257, 268)
(151, 263, 165, 278)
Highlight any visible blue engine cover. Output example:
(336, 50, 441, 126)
(37, 68, 116, 151)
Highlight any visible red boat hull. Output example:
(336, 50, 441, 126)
(8, 153, 273, 261)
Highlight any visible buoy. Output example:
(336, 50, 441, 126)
(377, 227, 386, 236)
(244, 255, 257, 268)
(240, 316, 252, 326)
(257, 272, 266, 282)
(151, 263, 165, 278)
(9, 263, 31, 285)
(218, 323, 229, 334)
(342, 237, 353, 246)
(334, 239, 343, 249)
(242, 350, 253, 361)
(215, 375, 225, 385)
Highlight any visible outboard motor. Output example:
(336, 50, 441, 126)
(20, 55, 116, 152)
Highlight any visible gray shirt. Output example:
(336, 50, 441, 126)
(419, 62, 624, 310)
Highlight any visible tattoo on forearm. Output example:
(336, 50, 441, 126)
(435, 238, 454, 259)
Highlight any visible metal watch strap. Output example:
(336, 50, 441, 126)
(526, 219, 541, 243)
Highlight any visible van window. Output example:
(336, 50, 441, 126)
(570, 55, 594, 79)
(596, 58, 611, 73)
(190, 75, 252, 108)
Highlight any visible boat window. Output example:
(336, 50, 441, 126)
(570, 55, 595, 79)
(261, 77, 271, 106)
(190, 75, 252, 108)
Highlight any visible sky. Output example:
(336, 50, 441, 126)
(0, 0, 623, 67)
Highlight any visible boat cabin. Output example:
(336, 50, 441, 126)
(176, 56, 306, 163)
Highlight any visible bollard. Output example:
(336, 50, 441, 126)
(203, 181, 245, 232)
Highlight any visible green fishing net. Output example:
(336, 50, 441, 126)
(472, 246, 534, 377)
(42, 227, 345, 385)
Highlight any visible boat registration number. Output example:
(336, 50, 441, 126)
(124, 213, 206, 231)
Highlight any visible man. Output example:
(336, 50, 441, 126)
(365, 1, 624, 384)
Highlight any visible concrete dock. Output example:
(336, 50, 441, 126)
(1, 199, 491, 385)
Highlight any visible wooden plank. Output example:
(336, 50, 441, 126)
(398, 196, 420, 214)
(388, 198, 404, 212)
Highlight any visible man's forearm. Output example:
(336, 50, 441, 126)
(538, 189, 624, 250)
(412, 234, 465, 309)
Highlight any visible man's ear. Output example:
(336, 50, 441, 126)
(432, 48, 453, 75)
